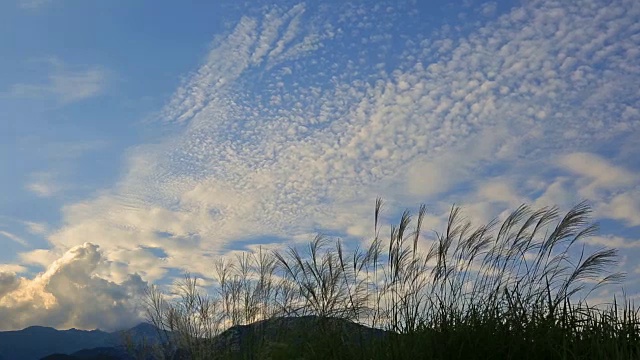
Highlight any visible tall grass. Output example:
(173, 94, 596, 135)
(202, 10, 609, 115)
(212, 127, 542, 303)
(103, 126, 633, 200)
(141, 199, 639, 359)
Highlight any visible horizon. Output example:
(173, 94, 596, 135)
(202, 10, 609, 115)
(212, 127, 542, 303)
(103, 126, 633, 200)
(1, 0, 639, 332)
(0, 321, 156, 332)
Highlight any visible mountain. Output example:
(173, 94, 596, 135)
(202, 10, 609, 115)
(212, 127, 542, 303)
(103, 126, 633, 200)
(69, 347, 132, 360)
(0, 324, 165, 360)
(201, 316, 395, 359)
(1, 317, 393, 360)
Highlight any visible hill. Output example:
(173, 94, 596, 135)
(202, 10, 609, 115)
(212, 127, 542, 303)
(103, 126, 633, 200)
(0, 317, 393, 359)
(0, 323, 165, 360)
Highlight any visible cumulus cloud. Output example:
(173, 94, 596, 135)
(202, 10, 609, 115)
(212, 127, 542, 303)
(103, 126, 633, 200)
(0, 273, 20, 298)
(0, 243, 147, 331)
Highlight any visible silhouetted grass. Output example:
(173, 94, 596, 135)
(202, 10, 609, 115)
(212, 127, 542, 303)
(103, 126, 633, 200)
(140, 199, 639, 360)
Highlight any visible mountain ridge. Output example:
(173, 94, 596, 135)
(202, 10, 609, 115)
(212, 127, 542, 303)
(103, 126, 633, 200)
(0, 323, 164, 360)
(0, 316, 394, 360)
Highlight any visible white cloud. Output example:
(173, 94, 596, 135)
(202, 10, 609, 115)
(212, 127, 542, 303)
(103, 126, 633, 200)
(19, 248, 60, 269)
(42, 140, 109, 161)
(9, 60, 109, 105)
(48, 69, 107, 103)
(61, 0, 640, 260)
(18, 0, 51, 9)
(25, 172, 61, 198)
(583, 235, 640, 249)
(9, 0, 639, 329)
(558, 152, 637, 198)
(405, 156, 467, 199)
(532, 177, 580, 211)
(0, 273, 19, 299)
(23, 221, 48, 235)
(0, 230, 28, 247)
(21, 140, 108, 199)
(0, 243, 147, 331)
(480, 2, 498, 17)
(0, 264, 27, 274)
(266, 4, 305, 61)
(551, 153, 640, 226)
(26, 182, 59, 198)
(477, 179, 524, 206)
(600, 191, 640, 227)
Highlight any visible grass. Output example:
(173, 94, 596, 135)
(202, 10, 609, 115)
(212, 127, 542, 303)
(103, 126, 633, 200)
(137, 199, 640, 359)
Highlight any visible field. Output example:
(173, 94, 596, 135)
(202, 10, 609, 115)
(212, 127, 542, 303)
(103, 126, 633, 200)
(139, 199, 640, 360)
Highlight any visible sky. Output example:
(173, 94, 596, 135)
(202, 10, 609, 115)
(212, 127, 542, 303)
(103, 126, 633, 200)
(0, 0, 639, 332)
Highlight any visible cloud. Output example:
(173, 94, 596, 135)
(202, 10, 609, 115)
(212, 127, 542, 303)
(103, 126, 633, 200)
(0, 217, 48, 242)
(26, 182, 59, 198)
(531, 177, 579, 210)
(558, 152, 637, 198)
(0, 273, 19, 299)
(0, 264, 27, 274)
(19, 248, 60, 269)
(58, 0, 640, 259)
(23, 221, 48, 235)
(10, 0, 639, 329)
(21, 141, 108, 198)
(0, 230, 28, 247)
(480, 2, 498, 17)
(553, 152, 640, 226)
(600, 192, 640, 227)
(9, 60, 109, 105)
(41, 140, 109, 161)
(25, 172, 61, 198)
(583, 235, 640, 249)
(0, 243, 147, 331)
(18, 0, 51, 9)
(476, 179, 524, 206)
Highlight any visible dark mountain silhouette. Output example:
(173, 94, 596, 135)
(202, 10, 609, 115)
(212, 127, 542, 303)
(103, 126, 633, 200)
(40, 355, 77, 360)
(196, 316, 395, 359)
(69, 347, 132, 360)
(1, 317, 393, 360)
(0, 323, 166, 360)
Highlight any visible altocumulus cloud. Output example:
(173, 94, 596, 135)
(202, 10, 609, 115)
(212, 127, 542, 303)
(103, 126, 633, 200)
(4, 0, 640, 329)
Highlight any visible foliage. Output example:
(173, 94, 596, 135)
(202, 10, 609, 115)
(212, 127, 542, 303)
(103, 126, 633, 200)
(141, 199, 640, 359)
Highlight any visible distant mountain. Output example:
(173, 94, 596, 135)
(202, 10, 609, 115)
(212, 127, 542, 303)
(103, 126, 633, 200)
(1, 317, 393, 360)
(0, 323, 166, 360)
(204, 316, 395, 359)
(40, 355, 77, 360)
(113, 322, 169, 346)
(69, 347, 132, 360)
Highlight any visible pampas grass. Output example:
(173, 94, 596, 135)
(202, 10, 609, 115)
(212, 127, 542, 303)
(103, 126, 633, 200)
(141, 199, 639, 359)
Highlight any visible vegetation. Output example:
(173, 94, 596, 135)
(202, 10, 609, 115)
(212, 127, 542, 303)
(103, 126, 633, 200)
(139, 199, 640, 359)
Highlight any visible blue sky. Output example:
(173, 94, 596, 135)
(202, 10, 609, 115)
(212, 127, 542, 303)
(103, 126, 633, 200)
(0, 0, 639, 331)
